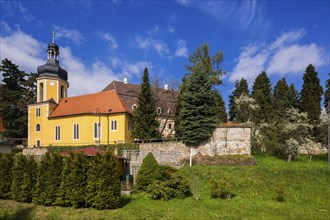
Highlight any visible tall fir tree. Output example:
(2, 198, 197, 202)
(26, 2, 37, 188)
(324, 73, 330, 111)
(299, 64, 323, 124)
(288, 83, 300, 109)
(228, 78, 249, 121)
(181, 62, 217, 145)
(0, 59, 38, 138)
(132, 68, 161, 140)
(251, 71, 273, 124)
(213, 89, 227, 123)
(185, 43, 225, 85)
(272, 78, 291, 120)
(174, 75, 188, 138)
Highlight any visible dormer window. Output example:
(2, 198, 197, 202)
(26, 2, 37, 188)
(132, 104, 137, 110)
(157, 107, 162, 115)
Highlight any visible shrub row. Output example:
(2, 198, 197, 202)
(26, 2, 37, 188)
(0, 152, 120, 209)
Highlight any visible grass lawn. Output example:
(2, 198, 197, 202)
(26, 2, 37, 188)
(0, 153, 329, 220)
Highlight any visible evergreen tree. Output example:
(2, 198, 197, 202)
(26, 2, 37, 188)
(0, 59, 38, 138)
(213, 89, 227, 123)
(86, 153, 120, 209)
(181, 62, 217, 145)
(185, 43, 225, 85)
(299, 64, 323, 124)
(132, 68, 161, 140)
(324, 73, 330, 111)
(228, 78, 249, 121)
(56, 153, 88, 208)
(11, 154, 37, 202)
(272, 78, 291, 120)
(135, 152, 162, 192)
(288, 83, 300, 109)
(0, 153, 13, 199)
(33, 152, 63, 205)
(174, 75, 188, 138)
(251, 71, 273, 124)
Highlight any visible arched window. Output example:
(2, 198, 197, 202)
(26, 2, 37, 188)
(39, 83, 44, 102)
(36, 124, 41, 132)
(60, 85, 65, 99)
(132, 104, 137, 111)
(157, 107, 162, 115)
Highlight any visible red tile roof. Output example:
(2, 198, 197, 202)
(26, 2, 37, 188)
(49, 90, 131, 118)
(0, 110, 4, 133)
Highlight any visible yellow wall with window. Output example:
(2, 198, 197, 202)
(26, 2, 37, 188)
(28, 107, 133, 147)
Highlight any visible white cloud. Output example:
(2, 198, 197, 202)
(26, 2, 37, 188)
(0, 30, 45, 73)
(97, 32, 118, 49)
(0, 20, 12, 34)
(135, 36, 170, 56)
(175, 40, 188, 58)
(16, 2, 35, 22)
(54, 26, 84, 44)
(229, 29, 327, 83)
(267, 44, 325, 75)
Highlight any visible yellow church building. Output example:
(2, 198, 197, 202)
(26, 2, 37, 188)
(27, 36, 177, 148)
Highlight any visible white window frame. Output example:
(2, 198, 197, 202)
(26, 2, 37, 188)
(132, 104, 137, 111)
(36, 108, 41, 117)
(73, 124, 79, 140)
(55, 125, 61, 141)
(36, 124, 41, 132)
(93, 122, 102, 139)
(111, 120, 117, 131)
(157, 107, 162, 115)
(168, 123, 172, 130)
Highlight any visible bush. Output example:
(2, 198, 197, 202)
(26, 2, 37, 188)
(135, 152, 162, 191)
(146, 173, 191, 201)
(0, 153, 13, 199)
(11, 154, 37, 202)
(211, 178, 235, 200)
(56, 152, 88, 208)
(86, 152, 121, 209)
(33, 152, 63, 205)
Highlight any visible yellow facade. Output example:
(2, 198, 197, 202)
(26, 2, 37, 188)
(28, 103, 132, 147)
(37, 76, 68, 103)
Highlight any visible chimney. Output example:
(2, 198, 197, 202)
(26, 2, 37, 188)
(124, 76, 128, 84)
(164, 83, 168, 91)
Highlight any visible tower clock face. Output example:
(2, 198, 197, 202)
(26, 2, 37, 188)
(50, 81, 55, 86)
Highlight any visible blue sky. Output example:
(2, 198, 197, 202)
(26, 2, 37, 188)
(1, 0, 329, 107)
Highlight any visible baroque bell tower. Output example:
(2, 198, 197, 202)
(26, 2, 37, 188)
(36, 31, 69, 103)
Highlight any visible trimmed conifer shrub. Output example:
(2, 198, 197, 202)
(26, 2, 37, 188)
(33, 152, 63, 205)
(86, 153, 120, 209)
(11, 154, 37, 202)
(0, 153, 13, 199)
(56, 152, 87, 208)
(135, 152, 162, 191)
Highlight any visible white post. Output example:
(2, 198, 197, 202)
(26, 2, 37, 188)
(189, 146, 192, 167)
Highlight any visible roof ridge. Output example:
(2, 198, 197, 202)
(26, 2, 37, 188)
(114, 89, 132, 114)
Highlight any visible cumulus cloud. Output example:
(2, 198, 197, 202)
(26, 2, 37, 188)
(175, 40, 188, 57)
(0, 20, 12, 35)
(229, 29, 327, 83)
(54, 26, 84, 44)
(97, 32, 118, 49)
(135, 36, 170, 56)
(0, 30, 45, 73)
